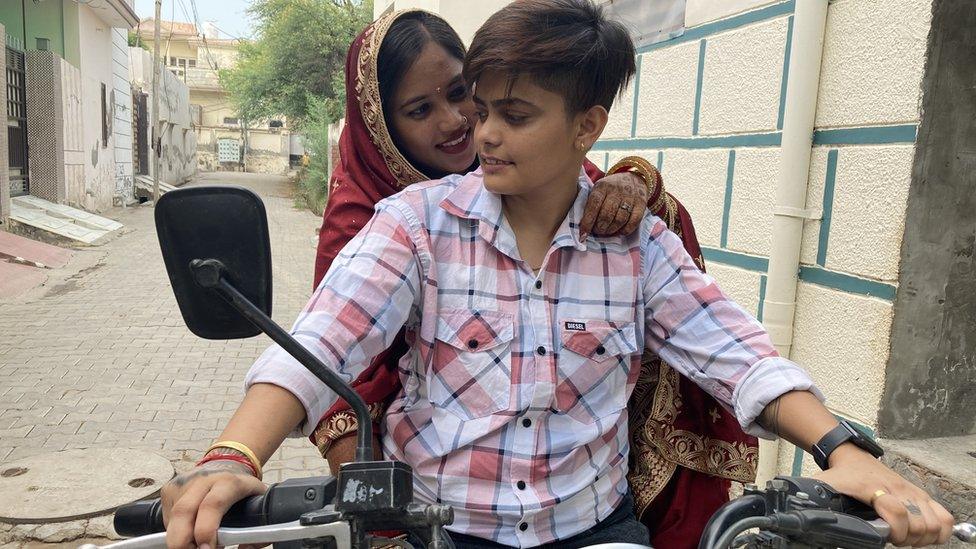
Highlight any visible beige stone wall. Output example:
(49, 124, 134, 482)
(594, 0, 932, 475)
(246, 130, 290, 175)
(246, 152, 289, 175)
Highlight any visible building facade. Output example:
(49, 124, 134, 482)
(135, 19, 295, 175)
(375, 0, 975, 480)
(129, 46, 196, 187)
(0, 0, 139, 214)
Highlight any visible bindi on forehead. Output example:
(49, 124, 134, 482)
(397, 73, 465, 109)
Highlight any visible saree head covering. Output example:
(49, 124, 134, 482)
(313, 10, 430, 288)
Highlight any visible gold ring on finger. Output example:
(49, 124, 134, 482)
(870, 489, 888, 505)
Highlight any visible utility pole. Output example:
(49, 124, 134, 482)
(151, 0, 162, 203)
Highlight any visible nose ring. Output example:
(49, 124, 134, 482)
(462, 115, 469, 126)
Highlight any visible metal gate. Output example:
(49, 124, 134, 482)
(133, 91, 149, 176)
(6, 46, 28, 196)
(217, 138, 242, 164)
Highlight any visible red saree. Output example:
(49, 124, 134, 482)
(311, 10, 758, 548)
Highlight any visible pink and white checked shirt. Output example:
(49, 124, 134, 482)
(246, 168, 821, 547)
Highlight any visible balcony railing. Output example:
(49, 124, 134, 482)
(183, 67, 222, 90)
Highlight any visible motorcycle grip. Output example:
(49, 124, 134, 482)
(113, 476, 337, 538)
(113, 494, 269, 537)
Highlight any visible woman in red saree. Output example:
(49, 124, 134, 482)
(312, 10, 758, 548)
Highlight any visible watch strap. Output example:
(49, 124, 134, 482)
(812, 422, 856, 470)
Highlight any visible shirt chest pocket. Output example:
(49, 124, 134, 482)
(428, 309, 515, 420)
(556, 320, 639, 424)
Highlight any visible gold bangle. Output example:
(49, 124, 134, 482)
(313, 404, 387, 459)
(206, 441, 263, 480)
(607, 156, 665, 212)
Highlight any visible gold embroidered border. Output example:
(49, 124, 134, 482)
(638, 354, 759, 482)
(628, 354, 758, 518)
(314, 403, 387, 458)
(356, 10, 429, 188)
(628, 439, 677, 517)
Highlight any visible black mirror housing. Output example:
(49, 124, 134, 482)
(155, 186, 273, 340)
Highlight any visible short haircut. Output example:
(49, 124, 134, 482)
(464, 0, 636, 113)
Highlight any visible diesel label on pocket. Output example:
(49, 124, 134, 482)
(564, 321, 586, 331)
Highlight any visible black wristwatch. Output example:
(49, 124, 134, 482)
(811, 420, 884, 470)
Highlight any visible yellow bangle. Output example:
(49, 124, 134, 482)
(206, 441, 263, 480)
(607, 155, 665, 213)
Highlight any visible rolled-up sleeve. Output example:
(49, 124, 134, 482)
(246, 200, 423, 436)
(641, 219, 824, 439)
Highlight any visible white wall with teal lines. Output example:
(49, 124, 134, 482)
(588, 0, 933, 476)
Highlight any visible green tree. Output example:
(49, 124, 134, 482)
(220, 0, 372, 125)
(128, 31, 150, 51)
(294, 95, 336, 215)
(222, 0, 371, 212)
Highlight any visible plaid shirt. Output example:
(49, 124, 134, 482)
(247, 169, 821, 547)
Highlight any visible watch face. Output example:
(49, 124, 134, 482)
(846, 421, 883, 456)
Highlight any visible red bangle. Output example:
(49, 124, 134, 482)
(195, 453, 258, 477)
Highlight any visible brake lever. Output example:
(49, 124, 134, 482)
(869, 520, 976, 544)
(78, 519, 351, 549)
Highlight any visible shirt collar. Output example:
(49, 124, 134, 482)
(440, 167, 591, 253)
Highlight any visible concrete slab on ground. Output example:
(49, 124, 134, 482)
(10, 197, 122, 245)
(883, 434, 976, 488)
(0, 231, 72, 269)
(0, 261, 47, 300)
(0, 449, 173, 523)
(13, 197, 122, 233)
(883, 434, 976, 547)
(133, 176, 177, 200)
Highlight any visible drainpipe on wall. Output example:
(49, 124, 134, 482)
(757, 0, 830, 483)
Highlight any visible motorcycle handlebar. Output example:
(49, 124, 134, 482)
(113, 476, 336, 538)
(113, 496, 269, 537)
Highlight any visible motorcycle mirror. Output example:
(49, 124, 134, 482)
(155, 186, 272, 340)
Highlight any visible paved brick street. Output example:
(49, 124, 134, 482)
(0, 173, 332, 544)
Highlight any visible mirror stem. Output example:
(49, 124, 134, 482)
(191, 259, 374, 462)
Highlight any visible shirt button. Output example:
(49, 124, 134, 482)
(534, 280, 542, 290)
(536, 346, 546, 356)
(595, 345, 606, 355)
(467, 339, 479, 349)
(518, 522, 528, 532)
(522, 418, 532, 428)
(517, 480, 526, 490)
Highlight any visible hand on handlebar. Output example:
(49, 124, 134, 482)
(814, 444, 955, 547)
(160, 460, 267, 549)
